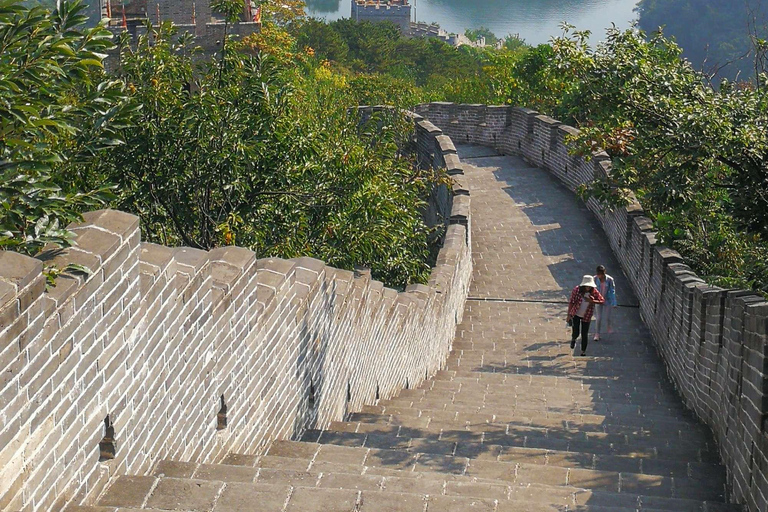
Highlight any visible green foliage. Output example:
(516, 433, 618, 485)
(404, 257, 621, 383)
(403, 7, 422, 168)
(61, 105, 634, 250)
(545, 26, 768, 292)
(296, 19, 489, 83)
(293, 18, 530, 105)
(297, 18, 349, 62)
(81, 23, 438, 287)
(0, 0, 132, 255)
(502, 34, 527, 52)
(347, 74, 421, 106)
(636, 0, 768, 81)
(211, 0, 243, 23)
(12, 1, 768, 293)
(465, 26, 498, 46)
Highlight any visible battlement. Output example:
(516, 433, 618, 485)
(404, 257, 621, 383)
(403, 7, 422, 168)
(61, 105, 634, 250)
(351, 0, 411, 32)
(101, 0, 260, 57)
(0, 111, 471, 511)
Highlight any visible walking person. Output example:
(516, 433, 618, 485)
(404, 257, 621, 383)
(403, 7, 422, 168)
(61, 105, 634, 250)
(593, 264, 617, 341)
(567, 275, 605, 356)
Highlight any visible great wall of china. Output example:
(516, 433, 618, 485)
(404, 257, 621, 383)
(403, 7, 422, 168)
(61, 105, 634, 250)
(0, 103, 766, 511)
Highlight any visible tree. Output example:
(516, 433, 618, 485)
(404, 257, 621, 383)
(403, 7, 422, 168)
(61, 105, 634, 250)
(465, 26, 498, 46)
(546, 26, 768, 291)
(296, 18, 349, 62)
(87, 22, 439, 287)
(0, 0, 132, 255)
(636, 0, 768, 81)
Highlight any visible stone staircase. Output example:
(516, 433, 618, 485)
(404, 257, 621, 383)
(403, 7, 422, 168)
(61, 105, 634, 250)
(69, 366, 737, 511)
(66, 148, 742, 512)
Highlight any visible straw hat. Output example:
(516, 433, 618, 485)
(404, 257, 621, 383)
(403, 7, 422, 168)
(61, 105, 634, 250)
(579, 275, 596, 288)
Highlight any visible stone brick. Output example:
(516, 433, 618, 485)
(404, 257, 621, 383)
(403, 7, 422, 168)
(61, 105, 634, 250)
(0, 251, 43, 291)
(98, 476, 155, 507)
(359, 490, 426, 512)
(144, 478, 222, 511)
(215, 483, 290, 512)
(80, 209, 140, 241)
(285, 487, 358, 512)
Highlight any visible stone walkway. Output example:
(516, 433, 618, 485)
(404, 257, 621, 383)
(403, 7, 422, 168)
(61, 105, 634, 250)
(78, 147, 739, 511)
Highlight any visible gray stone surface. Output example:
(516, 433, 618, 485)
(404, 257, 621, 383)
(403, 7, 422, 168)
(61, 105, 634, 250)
(145, 478, 222, 511)
(9, 106, 753, 512)
(97, 476, 155, 508)
(87, 140, 742, 508)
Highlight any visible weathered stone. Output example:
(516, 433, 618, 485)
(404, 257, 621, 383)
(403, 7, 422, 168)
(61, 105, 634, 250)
(284, 488, 358, 512)
(215, 483, 290, 512)
(152, 461, 198, 479)
(0, 251, 42, 290)
(98, 476, 156, 507)
(194, 464, 257, 483)
(144, 478, 222, 511)
(359, 490, 425, 511)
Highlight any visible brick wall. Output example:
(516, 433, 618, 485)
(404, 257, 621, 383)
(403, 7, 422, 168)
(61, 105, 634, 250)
(415, 101, 768, 512)
(351, 2, 411, 32)
(0, 113, 471, 511)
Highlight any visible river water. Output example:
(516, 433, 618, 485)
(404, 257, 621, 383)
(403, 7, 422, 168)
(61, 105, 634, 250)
(305, 0, 640, 46)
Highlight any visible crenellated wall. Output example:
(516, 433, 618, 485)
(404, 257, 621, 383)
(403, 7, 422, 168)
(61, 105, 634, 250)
(415, 101, 768, 512)
(0, 112, 471, 511)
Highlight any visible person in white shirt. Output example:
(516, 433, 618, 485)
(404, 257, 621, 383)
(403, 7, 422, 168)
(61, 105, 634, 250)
(593, 265, 617, 341)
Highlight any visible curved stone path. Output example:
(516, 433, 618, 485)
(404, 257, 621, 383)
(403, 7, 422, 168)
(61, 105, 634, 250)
(75, 147, 739, 512)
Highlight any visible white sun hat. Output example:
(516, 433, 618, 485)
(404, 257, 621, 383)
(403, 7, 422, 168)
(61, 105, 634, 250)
(580, 275, 597, 288)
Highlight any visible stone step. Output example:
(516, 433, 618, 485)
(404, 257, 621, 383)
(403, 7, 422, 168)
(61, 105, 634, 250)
(80, 472, 738, 512)
(347, 410, 714, 447)
(381, 396, 694, 420)
(416, 372, 677, 388)
(412, 381, 685, 403)
(359, 404, 712, 438)
(373, 400, 707, 431)
(271, 439, 726, 503)
(445, 353, 676, 371)
(306, 424, 722, 478)
(427, 369, 676, 388)
(389, 377, 685, 397)
(83, 454, 740, 512)
(425, 382, 683, 400)
(317, 420, 720, 463)
(443, 356, 672, 371)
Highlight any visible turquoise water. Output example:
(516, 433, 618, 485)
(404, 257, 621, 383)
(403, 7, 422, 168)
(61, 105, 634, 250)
(305, 0, 640, 46)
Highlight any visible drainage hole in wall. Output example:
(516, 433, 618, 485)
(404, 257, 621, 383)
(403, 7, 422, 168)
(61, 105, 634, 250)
(308, 382, 316, 410)
(216, 395, 228, 430)
(99, 415, 116, 462)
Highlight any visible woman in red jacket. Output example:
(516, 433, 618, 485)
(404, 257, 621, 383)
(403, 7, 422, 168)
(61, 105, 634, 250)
(567, 275, 605, 356)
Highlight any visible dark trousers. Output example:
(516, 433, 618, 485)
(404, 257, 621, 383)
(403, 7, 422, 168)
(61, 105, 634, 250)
(571, 316, 591, 352)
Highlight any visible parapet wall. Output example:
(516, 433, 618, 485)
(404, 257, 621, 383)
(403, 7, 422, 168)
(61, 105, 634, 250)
(351, 2, 411, 33)
(0, 112, 471, 511)
(415, 102, 768, 512)
(107, 21, 260, 54)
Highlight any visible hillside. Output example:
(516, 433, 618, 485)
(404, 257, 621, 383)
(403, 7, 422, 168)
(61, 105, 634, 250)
(3, 0, 768, 294)
(637, 0, 768, 81)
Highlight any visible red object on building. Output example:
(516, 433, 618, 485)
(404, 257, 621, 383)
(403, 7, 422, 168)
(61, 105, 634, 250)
(122, 4, 127, 27)
(253, 5, 261, 23)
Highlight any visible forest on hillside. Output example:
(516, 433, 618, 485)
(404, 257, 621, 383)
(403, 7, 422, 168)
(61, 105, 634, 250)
(637, 0, 768, 81)
(5, 0, 768, 295)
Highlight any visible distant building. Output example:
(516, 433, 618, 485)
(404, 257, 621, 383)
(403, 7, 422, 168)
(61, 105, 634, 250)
(100, 0, 261, 56)
(351, 0, 411, 33)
